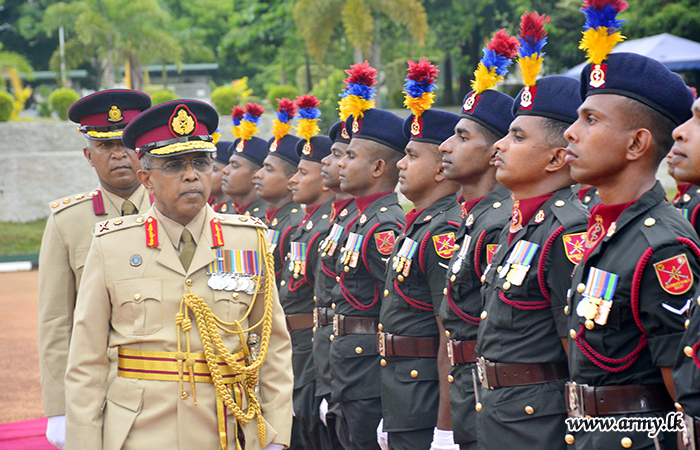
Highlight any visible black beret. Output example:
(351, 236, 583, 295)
(231, 136, 268, 167)
(329, 121, 351, 144)
(296, 135, 333, 163)
(345, 109, 409, 153)
(68, 89, 151, 140)
(460, 89, 514, 137)
(403, 109, 460, 145)
(267, 134, 301, 167)
(512, 75, 581, 124)
(580, 52, 694, 126)
(214, 141, 234, 165)
(122, 99, 218, 157)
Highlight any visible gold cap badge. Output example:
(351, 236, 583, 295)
(107, 104, 124, 123)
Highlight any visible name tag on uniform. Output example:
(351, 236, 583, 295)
(207, 249, 259, 294)
(576, 267, 619, 328)
(501, 240, 540, 286)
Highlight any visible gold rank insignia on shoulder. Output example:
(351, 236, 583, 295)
(535, 210, 545, 224)
(107, 104, 124, 123)
(169, 104, 197, 137)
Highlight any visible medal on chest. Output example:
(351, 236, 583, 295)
(576, 267, 619, 330)
(320, 223, 345, 257)
(289, 242, 307, 278)
(482, 244, 502, 282)
(342, 232, 364, 268)
(266, 229, 281, 254)
(500, 240, 540, 286)
(207, 249, 260, 295)
(452, 234, 472, 274)
(392, 237, 419, 278)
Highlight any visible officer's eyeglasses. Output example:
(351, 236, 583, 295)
(150, 158, 214, 176)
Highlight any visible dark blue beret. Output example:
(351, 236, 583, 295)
(580, 52, 694, 126)
(345, 108, 408, 153)
(69, 89, 151, 140)
(122, 99, 218, 157)
(214, 141, 234, 165)
(403, 109, 460, 145)
(513, 75, 581, 124)
(231, 136, 268, 167)
(267, 134, 301, 167)
(460, 89, 514, 137)
(296, 135, 333, 163)
(329, 121, 351, 144)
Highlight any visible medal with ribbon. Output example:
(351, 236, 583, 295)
(207, 249, 260, 294)
(576, 267, 619, 329)
(501, 240, 540, 286)
(290, 242, 307, 278)
(343, 232, 364, 268)
(452, 234, 472, 274)
(266, 229, 280, 254)
(393, 238, 418, 277)
(322, 223, 344, 256)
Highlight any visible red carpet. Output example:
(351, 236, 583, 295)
(0, 418, 55, 449)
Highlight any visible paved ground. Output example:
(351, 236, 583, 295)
(0, 270, 44, 423)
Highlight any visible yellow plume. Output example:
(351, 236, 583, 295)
(271, 119, 292, 141)
(471, 63, 502, 94)
(403, 91, 435, 119)
(238, 121, 259, 141)
(518, 54, 544, 88)
(339, 96, 375, 122)
(295, 118, 320, 142)
(580, 28, 625, 65)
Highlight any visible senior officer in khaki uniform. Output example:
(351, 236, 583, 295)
(39, 89, 152, 449)
(64, 99, 293, 450)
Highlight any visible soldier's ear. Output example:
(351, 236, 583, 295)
(372, 158, 386, 178)
(138, 169, 155, 194)
(545, 147, 569, 173)
(83, 147, 95, 168)
(625, 128, 653, 163)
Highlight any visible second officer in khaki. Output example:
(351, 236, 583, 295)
(64, 99, 293, 450)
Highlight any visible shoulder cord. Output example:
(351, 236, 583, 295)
(176, 227, 274, 445)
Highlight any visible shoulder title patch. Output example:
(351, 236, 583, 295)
(374, 230, 396, 255)
(562, 232, 586, 265)
(432, 232, 456, 259)
(654, 254, 693, 295)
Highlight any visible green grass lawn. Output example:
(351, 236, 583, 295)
(0, 219, 47, 255)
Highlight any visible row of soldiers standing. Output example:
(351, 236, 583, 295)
(35, 1, 700, 450)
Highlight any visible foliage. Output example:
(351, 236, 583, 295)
(149, 89, 180, 105)
(307, 68, 346, 133)
(295, 64, 338, 93)
(48, 88, 80, 120)
(267, 85, 299, 106)
(0, 91, 14, 122)
(211, 78, 254, 114)
(36, 85, 54, 118)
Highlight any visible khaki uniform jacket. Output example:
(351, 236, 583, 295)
(65, 204, 293, 450)
(38, 184, 151, 416)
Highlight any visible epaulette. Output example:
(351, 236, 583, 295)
(219, 213, 267, 229)
(375, 204, 402, 225)
(550, 197, 588, 230)
(94, 214, 145, 237)
(48, 190, 95, 214)
(289, 208, 304, 228)
(640, 215, 683, 252)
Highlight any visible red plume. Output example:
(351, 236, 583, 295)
(583, 0, 628, 12)
(520, 12, 550, 41)
(487, 29, 520, 59)
(231, 106, 245, 119)
(276, 98, 297, 116)
(245, 103, 265, 118)
(295, 94, 322, 110)
(406, 57, 439, 82)
(344, 61, 378, 86)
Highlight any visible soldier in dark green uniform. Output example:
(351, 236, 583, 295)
(376, 57, 461, 450)
(437, 81, 515, 450)
(278, 95, 336, 450)
(578, 185, 601, 211)
(220, 135, 268, 218)
(314, 120, 356, 450)
(328, 98, 408, 449)
(254, 129, 304, 284)
(667, 118, 700, 235)
(476, 73, 588, 449)
(563, 48, 698, 450)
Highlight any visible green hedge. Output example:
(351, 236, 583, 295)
(211, 86, 242, 115)
(150, 89, 180, 105)
(0, 91, 13, 122)
(49, 88, 80, 120)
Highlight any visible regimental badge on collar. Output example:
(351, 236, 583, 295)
(466, 214, 474, 227)
(684, 193, 691, 202)
(606, 222, 616, 238)
(271, 217, 278, 227)
(340, 208, 348, 217)
(534, 210, 545, 224)
(107, 104, 124, 123)
(359, 214, 367, 224)
(169, 104, 197, 137)
(589, 63, 607, 89)
(306, 220, 313, 230)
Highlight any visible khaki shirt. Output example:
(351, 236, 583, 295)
(38, 184, 150, 416)
(65, 205, 293, 450)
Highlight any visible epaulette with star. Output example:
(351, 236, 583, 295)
(94, 214, 145, 237)
(48, 190, 101, 215)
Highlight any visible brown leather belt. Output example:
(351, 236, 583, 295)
(447, 340, 478, 366)
(286, 313, 314, 332)
(333, 314, 379, 336)
(377, 331, 440, 358)
(564, 382, 673, 417)
(476, 357, 568, 389)
(313, 307, 333, 327)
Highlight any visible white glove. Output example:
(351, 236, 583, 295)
(319, 398, 329, 426)
(429, 427, 460, 450)
(262, 444, 284, 450)
(377, 418, 389, 450)
(46, 415, 66, 450)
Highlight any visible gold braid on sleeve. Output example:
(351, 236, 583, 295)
(177, 227, 275, 445)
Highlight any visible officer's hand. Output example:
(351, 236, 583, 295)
(377, 418, 389, 450)
(429, 427, 460, 450)
(262, 444, 284, 450)
(319, 398, 328, 426)
(46, 415, 66, 449)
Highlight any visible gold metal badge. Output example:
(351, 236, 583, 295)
(303, 141, 312, 155)
(341, 124, 350, 140)
(589, 64, 606, 88)
(236, 140, 245, 152)
(411, 117, 421, 136)
(270, 140, 278, 152)
(170, 105, 196, 136)
(520, 87, 533, 108)
(107, 104, 124, 123)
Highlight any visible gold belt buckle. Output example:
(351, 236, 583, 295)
(447, 341, 455, 366)
(477, 356, 491, 389)
(378, 331, 386, 357)
(333, 314, 339, 335)
(566, 381, 586, 418)
(313, 309, 319, 328)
